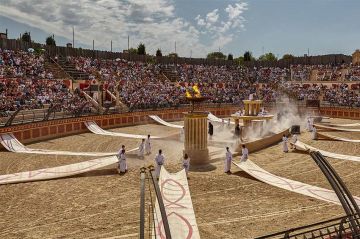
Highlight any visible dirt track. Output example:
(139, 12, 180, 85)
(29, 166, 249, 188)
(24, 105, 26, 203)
(0, 118, 360, 239)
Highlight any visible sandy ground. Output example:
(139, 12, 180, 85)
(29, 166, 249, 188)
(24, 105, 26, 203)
(0, 118, 360, 239)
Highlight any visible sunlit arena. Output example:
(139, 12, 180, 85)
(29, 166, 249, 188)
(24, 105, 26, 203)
(1, 1, 360, 238)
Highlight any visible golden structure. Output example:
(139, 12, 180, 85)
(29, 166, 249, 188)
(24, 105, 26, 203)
(353, 49, 360, 65)
(183, 85, 209, 165)
(183, 112, 209, 165)
(231, 100, 273, 128)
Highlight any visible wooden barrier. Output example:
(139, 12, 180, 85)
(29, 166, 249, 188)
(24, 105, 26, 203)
(319, 107, 360, 120)
(0, 106, 358, 149)
(0, 106, 238, 147)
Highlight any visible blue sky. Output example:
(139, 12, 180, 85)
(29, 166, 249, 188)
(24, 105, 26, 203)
(0, 0, 359, 58)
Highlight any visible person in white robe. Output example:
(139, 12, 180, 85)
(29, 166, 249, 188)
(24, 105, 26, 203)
(138, 139, 145, 158)
(290, 134, 298, 149)
(282, 135, 289, 153)
(225, 147, 232, 173)
(183, 154, 190, 177)
(307, 118, 312, 132)
(180, 127, 185, 141)
(154, 149, 164, 178)
(145, 134, 151, 155)
(312, 126, 317, 140)
(227, 119, 231, 127)
(240, 144, 249, 162)
(117, 149, 127, 174)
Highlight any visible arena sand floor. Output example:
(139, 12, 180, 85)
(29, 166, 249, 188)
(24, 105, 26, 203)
(0, 118, 359, 239)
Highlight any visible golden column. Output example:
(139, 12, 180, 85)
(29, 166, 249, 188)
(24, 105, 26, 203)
(183, 112, 209, 165)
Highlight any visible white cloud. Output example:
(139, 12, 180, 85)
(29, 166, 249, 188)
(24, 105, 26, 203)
(0, 0, 248, 57)
(206, 9, 219, 24)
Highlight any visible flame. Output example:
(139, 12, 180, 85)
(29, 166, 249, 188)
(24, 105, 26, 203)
(193, 85, 201, 97)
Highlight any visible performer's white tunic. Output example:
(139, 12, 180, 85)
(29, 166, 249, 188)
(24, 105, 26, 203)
(145, 138, 151, 154)
(183, 158, 190, 175)
(240, 148, 249, 162)
(282, 136, 288, 152)
(118, 151, 127, 172)
(155, 154, 164, 177)
(312, 127, 317, 140)
(138, 142, 145, 157)
(292, 134, 298, 144)
(307, 118, 312, 132)
(225, 151, 232, 172)
(180, 128, 184, 141)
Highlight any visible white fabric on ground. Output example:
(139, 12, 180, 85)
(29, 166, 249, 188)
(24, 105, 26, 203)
(149, 115, 183, 129)
(0, 133, 116, 157)
(317, 132, 360, 143)
(295, 141, 360, 162)
(207, 113, 234, 125)
(314, 124, 360, 132)
(84, 121, 161, 139)
(233, 160, 360, 206)
(152, 167, 200, 239)
(0, 147, 138, 185)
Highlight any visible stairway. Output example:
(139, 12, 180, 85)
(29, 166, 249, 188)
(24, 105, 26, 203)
(44, 59, 68, 79)
(161, 66, 179, 82)
(57, 57, 90, 80)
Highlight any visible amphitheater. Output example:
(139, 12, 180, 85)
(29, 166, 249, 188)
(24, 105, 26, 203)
(0, 103, 359, 238)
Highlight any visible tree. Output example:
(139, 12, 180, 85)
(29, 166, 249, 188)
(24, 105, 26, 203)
(168, 52, 178, 58)
(128, 48, 137, 54)
(207, 51, 226, 60)
(235, 56, 244, 65)
(243, 51, 252, 61)
(46, 36, 56, 46)
(156, 49, 162, 57)
(21, 32, 31, 43)
(258, 52, 277, 61)
(282, 54, 295, 60)
(137, 43, 146, 55)
(227, 54, 233, 61)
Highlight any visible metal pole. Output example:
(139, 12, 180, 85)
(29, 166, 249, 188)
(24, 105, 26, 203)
(140, 168, 146, 239)
(72, 26, 75, 48)
(111, 40, 112, 53)
(149, 167, 172, 239)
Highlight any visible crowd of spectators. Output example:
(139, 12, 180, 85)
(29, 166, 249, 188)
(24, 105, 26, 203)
(1, 49, 360, 118)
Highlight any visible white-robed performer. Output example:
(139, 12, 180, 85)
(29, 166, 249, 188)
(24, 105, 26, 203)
(240, 144, 249, 162)
(225, 147, 232, 173)
(145, 134, 151, 155)
(282, 134, 289, 153)
(290, 134, 298, 149)
(312, 126, 317, 140)
(306, 118, 312, 132)
(138, 139, 145, 158)
(183, 154, 190, 177)
(154, 149, 165, 178)
(180, 127, 185, 141)
(117, 149, 127, 173)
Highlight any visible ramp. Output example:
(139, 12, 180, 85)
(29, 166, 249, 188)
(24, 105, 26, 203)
(153, 167, 200, 239)
(317, 132, 360, 143)
(323, 123, 360, 127)
(84, 121, 161, 139)
(0, 133, 117, 157)
(0, 145, 130, 185)
(314, 124, 360, 132)
(233, 160, 360, 206)
(208, 113, 234, 125)
(149, 115, 183, 129)
(294, 141, 360, 162)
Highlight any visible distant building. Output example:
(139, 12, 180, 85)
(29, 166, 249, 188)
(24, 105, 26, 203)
(353, 50, 360, 65)
(66, 43, 73, 48)
(0, 29, 8, 39)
